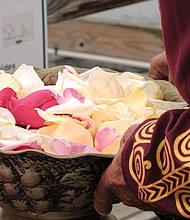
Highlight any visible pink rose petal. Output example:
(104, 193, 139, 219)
(48, 138, 99, 155)
(0, 141, 42, 151)
(57, 88, 85, 104)
(64, 88, 85, 103)
(64, 65, 79, 76)
(95, 127, 122, 152)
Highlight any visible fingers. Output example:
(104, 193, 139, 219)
(94, 124, 139, 216)
(94, 173, 114, 215)
(148, 51, 169, 80)
(148, 64, 168, 80)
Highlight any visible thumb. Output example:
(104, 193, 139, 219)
(94, 178, 114, 216)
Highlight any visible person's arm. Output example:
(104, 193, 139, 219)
(94, 109, 190, 218)
(94, 1, 190, 218)
(121, 109, 190, 218)
(94, 124, 167, 216)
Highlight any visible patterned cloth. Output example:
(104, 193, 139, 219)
(121, 0, 190, 219)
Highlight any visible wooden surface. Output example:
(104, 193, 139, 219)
(47, 0, 163, 64)
(47, 0, 147, 24)
(48, 19, 163, 62)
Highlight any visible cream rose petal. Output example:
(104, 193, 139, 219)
(98, 118, 140, 135)
(117, 72, 145, 95)
(56, 69, 89, 96)
(147, 98, 188, 110)
(36, 108, 70, 124)
(96, 102, 135, 122)
(0, 108, 16, 133)
(0, 140, 25, 146)
(90, 97, 124, 105)
(88, 67, 125, 99)
(45, 100, 95, 116)
(1, 124, 37, 142)
(0, 108, 15, 125)
(12, 64, 44, 98)
(134, 107, 156, 120)
(122, 71, 145, 81)
(0, 71, 21, 92)
(140, 81, 163, 100)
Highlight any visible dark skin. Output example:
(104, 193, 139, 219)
(94, 125, 166, 216)
(148, 51, 172, 83)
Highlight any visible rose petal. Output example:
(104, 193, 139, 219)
(124, 88, 147, 113)
(38, 120, 94, 147)
(11, 106, 45, 128)
(45, 101, 95, 116)
(10, 90, 58, 110)
(88, 67, 125, 98)
(95, 127, 122, 153)
(63, 88, 85, 103)
(0, 107, 15, 125)
(140, 81, 163, 100)
(0, 141, 41, 151)
(45, 138, 99, 155)
(12, 64, 44, 98)
(0, 72, 21, 93)
(55, 69, 89, 96)
(57, 88, 85, 104)
(0, 87, 17, 108)
(64, 65, 79, 76)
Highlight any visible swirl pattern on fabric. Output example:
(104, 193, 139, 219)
(129, 119, 190, 218)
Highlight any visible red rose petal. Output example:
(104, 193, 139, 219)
(10, 90, 58, 110)
(11, 105, 45, 128)
(0, 87, 17, 108)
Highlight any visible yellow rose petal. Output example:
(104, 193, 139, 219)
(38, 120, 94, 147)
(124, 88, 147, 113)
(98, 118, 139, 135)
(101, 140, 120, 155)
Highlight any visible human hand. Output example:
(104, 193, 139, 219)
(148, 51, 171, 81)
(94, 125, 159, 216)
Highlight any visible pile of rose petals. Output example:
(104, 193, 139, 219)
(0, 64, 187, 156)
